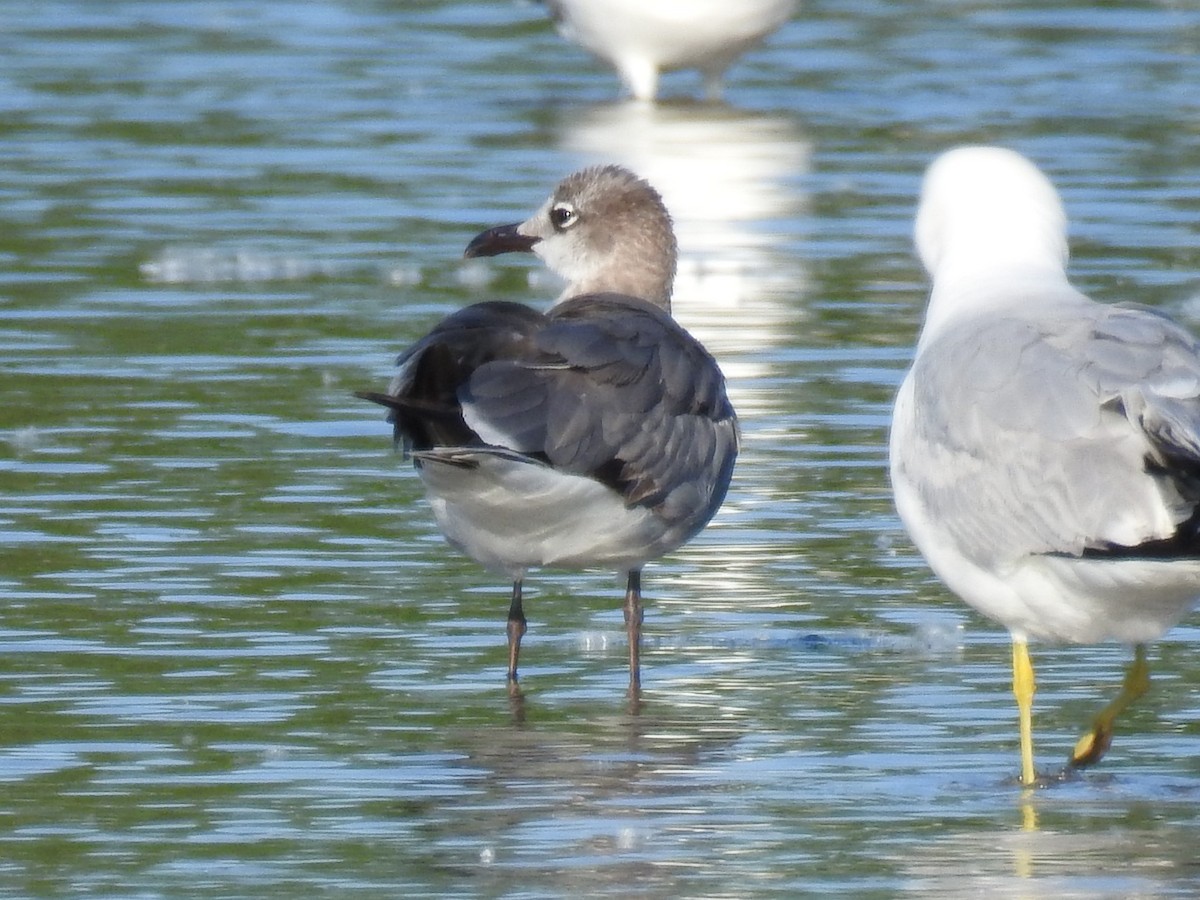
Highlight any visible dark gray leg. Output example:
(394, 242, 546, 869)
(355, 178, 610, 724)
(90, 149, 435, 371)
(623, 570, 643, 691)
(506, 579, 527, 683)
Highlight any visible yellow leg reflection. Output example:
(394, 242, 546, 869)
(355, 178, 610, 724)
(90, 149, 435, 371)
(1019, 793, 1038, 832)
(1014, 790, 1039, 879)
(1069, 643, 1150, 770)
(1011, 638, 1037, 787)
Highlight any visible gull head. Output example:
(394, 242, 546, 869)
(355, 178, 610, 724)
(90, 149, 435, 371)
(914, 146, 1070, 283)
(465, 165, 677, 311)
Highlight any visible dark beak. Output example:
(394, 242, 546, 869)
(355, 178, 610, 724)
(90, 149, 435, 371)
(464, 223, 540, 259)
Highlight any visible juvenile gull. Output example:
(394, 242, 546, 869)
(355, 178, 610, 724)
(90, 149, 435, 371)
(542, 0, 797, 102)
(890, 146, 1200, 785)
(359, 165, 739, 690)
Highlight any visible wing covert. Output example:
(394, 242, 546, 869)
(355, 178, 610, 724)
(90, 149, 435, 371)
(462, 293, 738, 524)
(900, 303, 1200, 564)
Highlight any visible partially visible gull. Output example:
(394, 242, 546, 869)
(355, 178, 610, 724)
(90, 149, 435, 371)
(890, 146, 1200, 785)
(359, 165, 739, 691)
(541, 0, 798, 102)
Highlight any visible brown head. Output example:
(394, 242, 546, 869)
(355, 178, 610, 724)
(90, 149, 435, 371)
(465, 165, 677, 311)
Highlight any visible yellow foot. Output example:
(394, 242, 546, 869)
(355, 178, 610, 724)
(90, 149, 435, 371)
(1067, 644, 1150, 771)
(1069, 724, 1113, 770)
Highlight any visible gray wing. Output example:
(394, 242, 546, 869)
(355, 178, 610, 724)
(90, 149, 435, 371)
(462, 293, 739, 533)
(357, 301, 547, 454)
(900, 301, 1200, 564)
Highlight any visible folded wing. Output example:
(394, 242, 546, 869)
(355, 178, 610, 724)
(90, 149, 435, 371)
(901, 299, 1200, 565)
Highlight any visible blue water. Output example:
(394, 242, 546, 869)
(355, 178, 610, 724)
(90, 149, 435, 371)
(2, 1, 1200, 896)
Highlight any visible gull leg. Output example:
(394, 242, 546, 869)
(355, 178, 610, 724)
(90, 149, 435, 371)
(1012, 638, 1037, 787)
(623, 570, 643, 694)
(1069, 644, 1150, 771)
(700, 69, 726, 102)
(506, 579, 527, 684)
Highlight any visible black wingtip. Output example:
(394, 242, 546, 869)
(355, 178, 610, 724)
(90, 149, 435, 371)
(354, 390, 403, 410)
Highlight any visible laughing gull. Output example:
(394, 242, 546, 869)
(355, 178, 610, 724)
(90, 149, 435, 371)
(890, 146, 1200, 785)
(359, 165, 739, 690)
(542, 0, 798, 101)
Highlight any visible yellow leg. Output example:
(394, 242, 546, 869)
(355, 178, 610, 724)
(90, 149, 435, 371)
(1069, 644, 1150, 770)
(1012, 638, 1037, 786)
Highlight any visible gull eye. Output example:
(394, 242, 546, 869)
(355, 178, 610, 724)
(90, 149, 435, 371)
(549, 202, 578, 231)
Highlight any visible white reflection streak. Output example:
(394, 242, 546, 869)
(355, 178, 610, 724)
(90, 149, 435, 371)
(555, 100, 811, 362)
(554, 102, 809, 610)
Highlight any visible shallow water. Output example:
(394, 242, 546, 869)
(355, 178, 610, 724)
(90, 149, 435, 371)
(2, 1, 1200, 896)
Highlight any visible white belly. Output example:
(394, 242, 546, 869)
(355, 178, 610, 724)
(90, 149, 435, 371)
(553, 0, 795, 69)
(415, 451, 673, 578)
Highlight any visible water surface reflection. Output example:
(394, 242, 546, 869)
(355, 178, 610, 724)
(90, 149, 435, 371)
(1, 0, 1200, 896)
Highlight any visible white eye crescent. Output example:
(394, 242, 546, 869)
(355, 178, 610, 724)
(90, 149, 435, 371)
(549, 202, 578, 230)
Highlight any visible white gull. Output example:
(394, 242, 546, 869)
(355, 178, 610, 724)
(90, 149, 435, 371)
(542, 0, 797, 102)
(890, 146, 1200, 785)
